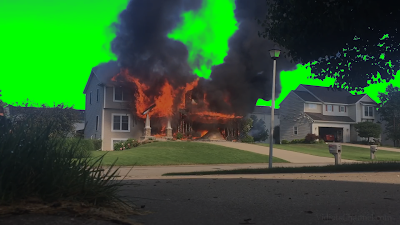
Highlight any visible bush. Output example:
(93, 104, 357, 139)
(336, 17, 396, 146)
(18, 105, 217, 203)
(318, 139, 325, 144)
(92, 139, 102, 150)
(241, 134, 254, 143)
(62, 138, 94, 158)
(305, 133, 319, 144)
(176, 132, 183, 140)
(290, 139, 305, 144)
(0, 113, 124, 206)
(281, 140, 289, 144)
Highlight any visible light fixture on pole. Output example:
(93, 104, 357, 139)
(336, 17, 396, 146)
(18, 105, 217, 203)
(269, 46, 281, 168)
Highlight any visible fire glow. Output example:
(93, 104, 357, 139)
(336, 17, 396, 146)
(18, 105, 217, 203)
(112, 69, 242, 138)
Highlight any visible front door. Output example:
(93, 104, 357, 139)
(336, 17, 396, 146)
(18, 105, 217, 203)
(336, 129, 343, 142)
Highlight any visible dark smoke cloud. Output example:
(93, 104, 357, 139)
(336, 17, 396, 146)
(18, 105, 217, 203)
(110, 0, 202, 91)
(109, 0, 296, 116)
(196, 0, 296, 115)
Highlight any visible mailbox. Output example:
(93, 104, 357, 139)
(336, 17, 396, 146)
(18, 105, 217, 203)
(370, 145, 378, 152)
(328, 143, 342, 154)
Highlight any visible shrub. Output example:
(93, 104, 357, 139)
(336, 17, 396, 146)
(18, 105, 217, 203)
(0, 113, 124, 207)
(281, 140, 289, 144)
(290, 139, 305, 144)
(241, 134, 254, 143)
(62, 138, 94, 158)
(92, 139, 102, 150)
(305, 133, 319, 144)
(318, 139, 325, 144)
(176, 132, 183, 140)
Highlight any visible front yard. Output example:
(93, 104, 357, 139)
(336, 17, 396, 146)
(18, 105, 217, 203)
(92, 141, 288, 166)
(259, 143, 400, 162)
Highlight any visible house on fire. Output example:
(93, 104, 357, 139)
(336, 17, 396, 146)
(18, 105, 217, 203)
(279, 84, 386, 144)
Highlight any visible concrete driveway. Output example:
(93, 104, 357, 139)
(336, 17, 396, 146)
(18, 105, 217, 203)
(203, 141, 357, 163)
(124, 172, 400, 225)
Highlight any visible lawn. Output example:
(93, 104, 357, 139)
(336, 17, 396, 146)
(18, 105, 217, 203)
(259, 143, 400, 162)
(91, 141, 288, 166)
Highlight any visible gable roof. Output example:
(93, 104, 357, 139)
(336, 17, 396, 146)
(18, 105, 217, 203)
(299, 85, 365, 104)
(305, 112, 356, 123)
(292, 91, 320, 102)
(84, 61, 121, 94)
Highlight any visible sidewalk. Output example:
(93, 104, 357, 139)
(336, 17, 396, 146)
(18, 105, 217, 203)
(203, 141, 357, 163)
(341, 143, 400, 153)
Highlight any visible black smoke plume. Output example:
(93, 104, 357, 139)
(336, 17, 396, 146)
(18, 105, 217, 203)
(109, 0, 296, 116)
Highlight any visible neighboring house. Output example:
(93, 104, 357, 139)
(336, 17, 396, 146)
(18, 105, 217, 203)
(0, 105, 4, 116)
(247, 106, 279, 143)
(279, 84, 381, 143)
(3, 105, 84, 136)
(83, 62, 143, 151)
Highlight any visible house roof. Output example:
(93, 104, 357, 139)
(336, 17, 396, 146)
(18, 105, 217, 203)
(305, 112, 356, 123)
(84, 61, 122, 94)
(292, 91, 320, 102)
(6, 106, 85, 121)
(251, 106, 279, 115)
(300, 84, 365, 104)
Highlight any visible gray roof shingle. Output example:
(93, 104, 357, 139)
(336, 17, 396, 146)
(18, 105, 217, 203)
(252, 106, 279, 115)
(292, 91, 320, 102)
(301, 85, 365, 104)
(305, 112, 356, 122)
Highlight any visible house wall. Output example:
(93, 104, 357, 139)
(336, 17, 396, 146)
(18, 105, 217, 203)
(247, 113, 280, 143)
(84, 75, 104, 141)
(304, 103, 322, 113)
(280, 92, 312, 142)
(322, 104, 350, 116)
(312, 122, 351, 143)
(102, 109, 143, 151)
(104, 86, 131, 109)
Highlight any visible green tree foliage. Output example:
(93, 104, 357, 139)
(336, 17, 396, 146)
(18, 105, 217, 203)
(354, 121, 382, 142)
(0, 90, 5, 107)
(378, 84, 400, 145)
(259, 0, 399, 91)
(249, 115, 269, 142)
(239, 117, 254, 142)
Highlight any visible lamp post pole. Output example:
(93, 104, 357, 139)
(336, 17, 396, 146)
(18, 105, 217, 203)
(269, 46, 280, 169)
(269, 59, 277, 168)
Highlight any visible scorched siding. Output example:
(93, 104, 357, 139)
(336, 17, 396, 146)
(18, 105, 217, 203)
(280, 92, 312, 142)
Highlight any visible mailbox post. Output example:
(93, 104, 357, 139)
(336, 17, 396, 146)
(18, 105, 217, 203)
(328, 143, 342, 165)
(370, 145, 378, 159)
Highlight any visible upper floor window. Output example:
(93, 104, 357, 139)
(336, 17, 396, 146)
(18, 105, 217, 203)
(96, 89, 99, 102)
(326, 105, 333, 112)
(339, 106, 346, 112)
(113, 87, 131, 102)
(307, 103, 316, 109)
(364, 106, 374, 117)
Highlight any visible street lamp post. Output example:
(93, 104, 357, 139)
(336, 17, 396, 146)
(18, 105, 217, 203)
(269, 47, 281, 168)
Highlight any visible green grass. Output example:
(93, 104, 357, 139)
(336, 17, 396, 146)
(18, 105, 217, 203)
(163, 161, 400, 176)
(259, 143, 400, 161)
(91, 141, 288, 166)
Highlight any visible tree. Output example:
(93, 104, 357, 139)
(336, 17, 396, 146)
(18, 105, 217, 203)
(259, 0, 399, 91)
(0, 90, 6, 107)
(239, 117, 254, 142)
(354, 121, 382, 143)
(378, 84, 400, 146)
(249, 115, 269, 142)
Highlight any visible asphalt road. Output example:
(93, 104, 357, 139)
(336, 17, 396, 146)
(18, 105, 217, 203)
(124, 172, 400, 225)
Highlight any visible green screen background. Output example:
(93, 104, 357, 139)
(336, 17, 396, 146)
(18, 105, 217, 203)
(1, 0, 399, 110)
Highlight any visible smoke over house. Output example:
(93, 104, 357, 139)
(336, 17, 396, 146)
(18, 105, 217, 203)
(98, 0, 295, 140)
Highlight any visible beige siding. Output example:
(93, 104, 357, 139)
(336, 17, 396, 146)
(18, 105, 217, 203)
(304, 103, 322, 113)
(102, 109, 143, 150)
(104, 86, 131, 109)
(84, 75, 104, 141)
(280, 92, 312, 142)
(322, 104, 349, 116)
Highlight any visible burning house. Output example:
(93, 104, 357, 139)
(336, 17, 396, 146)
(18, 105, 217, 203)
(84, 0, 296, 150)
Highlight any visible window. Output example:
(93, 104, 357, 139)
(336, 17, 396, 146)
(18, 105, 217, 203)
(308, 104, 316, 109)
(326, 105, 333, 112)
(112, 114, 130, 131)
(364, 106, 374, 117)
(293, 126, 298, 135)
(339, 106, 346, 112)
(96, 89, 99, 102)
(95, 116, 99, 131)
(89, 92, 92, 104)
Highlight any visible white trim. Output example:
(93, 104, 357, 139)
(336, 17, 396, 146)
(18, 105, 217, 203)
(363, 105, 375, 118)
(113, 86, 128, 102)
(111, 138, 129, 150)
(111, 113, 131, 132)
(313, 120, 357, 124)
